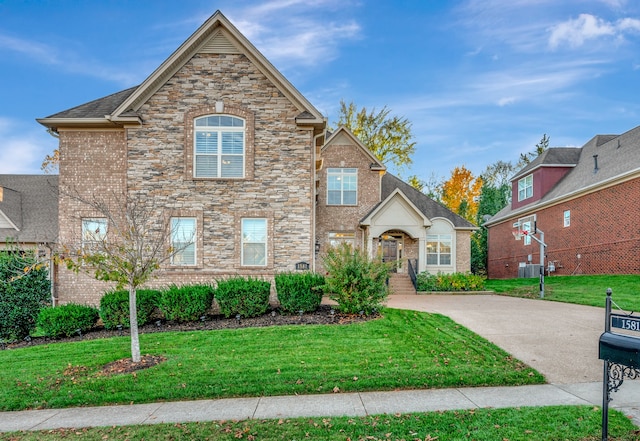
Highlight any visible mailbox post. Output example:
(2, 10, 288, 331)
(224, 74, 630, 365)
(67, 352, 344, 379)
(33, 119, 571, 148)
(599, 288, 640, 441)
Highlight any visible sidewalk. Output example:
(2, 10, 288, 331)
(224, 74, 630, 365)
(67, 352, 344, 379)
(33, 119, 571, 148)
(2, 381, 640, 432)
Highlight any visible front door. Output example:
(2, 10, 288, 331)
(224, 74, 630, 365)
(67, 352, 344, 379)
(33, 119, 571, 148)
(382, 239, 397, 265)
(381, 236, 403, 272)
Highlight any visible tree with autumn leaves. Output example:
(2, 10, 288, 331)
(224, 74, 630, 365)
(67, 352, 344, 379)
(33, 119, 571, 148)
(440, 166, 483, 224)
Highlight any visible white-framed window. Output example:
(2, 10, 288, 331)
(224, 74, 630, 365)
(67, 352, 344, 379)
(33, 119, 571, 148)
(563, 210, 571, 227)
(328, 232, 355, 248)
(171, 217, 196, 266)
(518, 174, 533, 201)
(327, 168, 357, 205)
(194, 115, 245, 178)
(426, 234, 452, 266)
(242, 218, 267, 266)
(81, 218, 107, 253)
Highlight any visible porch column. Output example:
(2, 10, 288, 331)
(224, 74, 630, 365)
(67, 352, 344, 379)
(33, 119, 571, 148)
(418, 236, 427, 273)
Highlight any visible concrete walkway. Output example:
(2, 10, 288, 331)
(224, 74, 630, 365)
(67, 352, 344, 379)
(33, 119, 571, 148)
(2, 382, 639, 432)
(2, 294, 640, 433)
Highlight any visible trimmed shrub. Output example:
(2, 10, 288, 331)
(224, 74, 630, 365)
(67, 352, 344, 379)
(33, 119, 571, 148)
(416, 271, 486, 292)
(322, 243, 390, 315)
(37, 304, 99, 338)
(159, 284, 214, 322)
(214, 277, 271, 318)
(275, 272, 324, 314)
(99, 289, 161, 330)
(0, 249, 51, 341)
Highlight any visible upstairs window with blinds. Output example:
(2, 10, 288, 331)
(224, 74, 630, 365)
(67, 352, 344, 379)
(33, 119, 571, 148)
(194, 115, 245, 178)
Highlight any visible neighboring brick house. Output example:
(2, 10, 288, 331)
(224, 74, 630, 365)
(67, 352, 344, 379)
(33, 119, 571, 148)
(36, 11, 475, 305)
(316, 127, 477, 275)
(485, 125, 640, 279)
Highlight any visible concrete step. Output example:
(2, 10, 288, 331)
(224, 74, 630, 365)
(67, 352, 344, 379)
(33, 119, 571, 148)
(388, 273, 416, 295)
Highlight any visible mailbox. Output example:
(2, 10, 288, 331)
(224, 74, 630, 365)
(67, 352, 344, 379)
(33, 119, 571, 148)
(599, 332, 640, 369)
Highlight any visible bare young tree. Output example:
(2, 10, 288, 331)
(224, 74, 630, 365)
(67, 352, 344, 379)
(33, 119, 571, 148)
(60, 190, 191, 362)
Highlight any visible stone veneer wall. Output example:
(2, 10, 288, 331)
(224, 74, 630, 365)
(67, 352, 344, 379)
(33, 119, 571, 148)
(56, 53, 315, 305)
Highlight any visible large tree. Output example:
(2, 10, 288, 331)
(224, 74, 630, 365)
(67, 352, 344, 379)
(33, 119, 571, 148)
(333, 100, 416, 172)
(61, 191, 189, 362)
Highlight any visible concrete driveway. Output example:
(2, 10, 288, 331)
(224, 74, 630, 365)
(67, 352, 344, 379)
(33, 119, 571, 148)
(386, 294, 606, 384)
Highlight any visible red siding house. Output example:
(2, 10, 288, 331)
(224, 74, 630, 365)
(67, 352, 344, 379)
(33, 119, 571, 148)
(485, 126, 640, 279)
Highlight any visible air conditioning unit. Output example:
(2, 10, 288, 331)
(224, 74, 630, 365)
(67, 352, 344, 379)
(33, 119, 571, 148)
(518, 264, 541, 278)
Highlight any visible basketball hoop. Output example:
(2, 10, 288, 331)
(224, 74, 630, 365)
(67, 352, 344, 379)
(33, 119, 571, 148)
(512, 229, 528, 241)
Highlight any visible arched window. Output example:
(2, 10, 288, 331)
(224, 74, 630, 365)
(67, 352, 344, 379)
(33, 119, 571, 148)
(194, 115, 245, 178)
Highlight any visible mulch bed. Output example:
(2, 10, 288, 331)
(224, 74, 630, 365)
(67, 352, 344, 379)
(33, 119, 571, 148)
(2, 305, 378, 374)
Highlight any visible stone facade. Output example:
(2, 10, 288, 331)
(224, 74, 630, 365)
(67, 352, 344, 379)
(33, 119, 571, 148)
(56, 53, 316, 305)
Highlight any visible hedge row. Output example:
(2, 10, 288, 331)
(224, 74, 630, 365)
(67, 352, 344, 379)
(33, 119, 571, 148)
(416, 271, 485, 292)
(35, 273, 327, 338)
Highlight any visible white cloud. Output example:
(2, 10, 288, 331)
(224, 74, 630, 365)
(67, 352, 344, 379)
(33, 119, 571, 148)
(0, 33, 141, 86)
(0, 118, 57, 174)
(548, 13, 640, 49)
(227, 0, 362, 68)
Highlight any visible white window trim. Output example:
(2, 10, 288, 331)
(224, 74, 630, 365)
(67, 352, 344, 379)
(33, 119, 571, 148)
(426, 234, 453, 266)
(81, 218, 107, 253)
(563, 210, 571, 227)
(194, 115, 245, 179)
(328, 231, 355, 248)
(518, 174, 533, 201)
(327, 168, 357, 205)
(241, 218, 267, 267)
(171, 217, 197, 266)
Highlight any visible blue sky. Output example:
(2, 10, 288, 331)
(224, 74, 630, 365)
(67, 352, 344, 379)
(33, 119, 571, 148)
(1, 0, 640, 182)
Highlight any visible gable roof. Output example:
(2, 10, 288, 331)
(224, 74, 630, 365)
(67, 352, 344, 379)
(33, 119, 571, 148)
(375, 173, 477, 230)
(487, 124, 640, 226)
(323, 127, 386, 171)
(511, 147, 581, 181)
(0, 175, 58, 244)
(37, 11, 325, 132)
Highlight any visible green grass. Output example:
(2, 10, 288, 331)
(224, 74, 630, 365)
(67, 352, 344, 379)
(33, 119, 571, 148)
(486, 274, 640, 310)
(0, 308, 543, 411)
(1, 406, 637, 440)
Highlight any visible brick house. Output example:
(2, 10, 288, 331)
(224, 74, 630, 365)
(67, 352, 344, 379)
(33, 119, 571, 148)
(316, 127, 476, 276)
(36, 11, 475, 305)
(485, 125, 640, 279)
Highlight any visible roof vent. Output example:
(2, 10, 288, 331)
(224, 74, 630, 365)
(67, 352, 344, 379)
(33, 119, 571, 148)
(593, 154, 599, 173)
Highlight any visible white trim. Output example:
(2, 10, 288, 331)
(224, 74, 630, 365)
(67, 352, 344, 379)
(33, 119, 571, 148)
(0, 210, 19, 231)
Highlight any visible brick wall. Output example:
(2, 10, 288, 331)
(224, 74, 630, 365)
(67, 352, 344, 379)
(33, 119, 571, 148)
(315, 140, 382, 260)
(57, 129, 127, 304)
(488, 177, 640, 278)
(56, 53, 316, 305)
(456, 230, 472, 272)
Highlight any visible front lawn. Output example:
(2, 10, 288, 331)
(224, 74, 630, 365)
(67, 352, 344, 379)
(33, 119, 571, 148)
(486, 274, 640, 310)
(0, 308, 543, 411)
